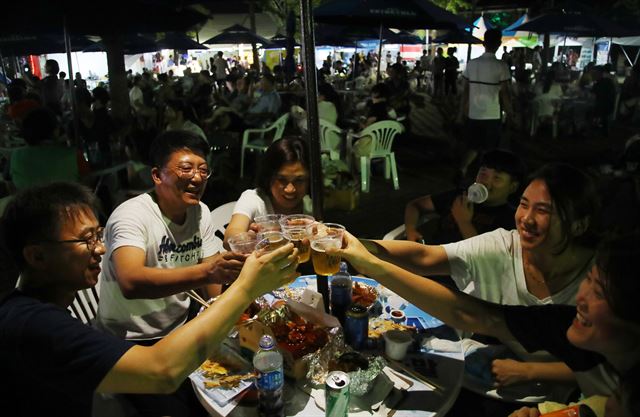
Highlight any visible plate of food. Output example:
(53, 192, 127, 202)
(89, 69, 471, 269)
(189, 343, 255, 406)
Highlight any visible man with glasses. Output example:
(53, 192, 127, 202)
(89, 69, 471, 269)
(95, 130, 246, 415)
(0, 182, 299, 416)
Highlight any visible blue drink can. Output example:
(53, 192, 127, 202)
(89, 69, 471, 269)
(330, 277, 352, 326)
(344, 304, 368, 350)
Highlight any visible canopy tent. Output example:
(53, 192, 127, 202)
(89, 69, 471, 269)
(472, 15, 493, 40)
(513, 3, 637, 38)
(267, 33, 300, 49)
(0, 34, 95, 56)
(501, 13, 538, 48)
(84, 35, 159, 55)
(432, 29, 482, 44)
(598, 36, 640, 66)
(314, 0, 470, 81)
(156, 33, 208, 50)
(203, 24, 273, 47)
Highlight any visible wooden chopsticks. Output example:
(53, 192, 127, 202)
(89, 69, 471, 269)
(185, 290, 210, 309)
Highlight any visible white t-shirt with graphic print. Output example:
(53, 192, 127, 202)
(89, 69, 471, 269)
(96, 193, 217, 341)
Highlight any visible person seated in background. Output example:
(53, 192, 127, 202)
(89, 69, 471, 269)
(358, 164, 601, 414)
(245, 73, 281, 127)
(404, 149, 525, 244)
(332, 231, 640, 417)
(6, 107, 89, 190)
(291, 82, 340, 132)
(352, 83, 397, 163)
(4, 79, 41, 125)
(224, 137, 311, 249)
(360, 83, 396, 129)
(207, 75, 253, 132)
(165, 98, 207, 143)
(533, 70, 564, 121)
(0, 181, 299, 416)
(385, 63, 411, 116)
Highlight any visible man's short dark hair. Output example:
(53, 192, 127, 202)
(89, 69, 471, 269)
(484, 29, 502, 51)
(480, 149, 526, 185)
(21, 107, 58, 145)
(149, 130, 210, 169)
(0, 182, 98, 269)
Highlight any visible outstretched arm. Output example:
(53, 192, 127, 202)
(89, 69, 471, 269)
(335, 232, 511, 340)
(360, 238, 451, 277)
(98, 243, 299, 394)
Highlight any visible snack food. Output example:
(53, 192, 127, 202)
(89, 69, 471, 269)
(352, 282, 378, 308)
(199, 359, 257, 390)
(368, 317, 415, 338)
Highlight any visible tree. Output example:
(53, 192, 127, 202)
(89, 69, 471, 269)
(431, 0, 472, 13)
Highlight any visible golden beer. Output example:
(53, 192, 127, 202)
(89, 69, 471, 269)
(311, 240, 341, 275)
(256, 231, 288, 253)
(284, 228, 311, 263)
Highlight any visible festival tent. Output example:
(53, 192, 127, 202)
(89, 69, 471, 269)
(502, 14, 538, 48)
(598, 37, 640, 66)
(472, 16, 493, 40)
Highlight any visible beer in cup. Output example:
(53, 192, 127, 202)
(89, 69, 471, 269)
(255, 231, 289, 253)
(308, 223, 345, 276)
(280, 215, 315, 263)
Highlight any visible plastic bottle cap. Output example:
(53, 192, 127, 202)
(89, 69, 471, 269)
(339, 261, 348, 272)
(259, 334, 275, 350)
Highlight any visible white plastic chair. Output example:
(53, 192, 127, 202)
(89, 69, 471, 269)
(348, 120, 404, 192)
(240, 113, 289, 177)
(383, 224, 406, 240)
(210, 201, 237, 253)
(319, 119, 343, 161)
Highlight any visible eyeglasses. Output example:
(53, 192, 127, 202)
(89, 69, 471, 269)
(274, 175, 308, 188)
(170, 165, 212, 180)
(42, 227, 105, 252)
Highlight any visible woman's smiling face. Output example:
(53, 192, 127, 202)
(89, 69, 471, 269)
(567, 266, 638, 355)
(515, 179, 564, 252)
(269, 162, 309, 212)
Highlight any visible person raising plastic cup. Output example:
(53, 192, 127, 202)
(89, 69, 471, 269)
(307, 223, 345, 276)
(255, 230, 289, 253)
(227, 231, 258, 254)
(254, 214, 284, 232)
(280, 214, 315, 263)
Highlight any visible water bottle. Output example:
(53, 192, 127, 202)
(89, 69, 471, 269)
(330, 262, 353, 326)
(253, 335, 285, 417)
(467, 182, 489, 204)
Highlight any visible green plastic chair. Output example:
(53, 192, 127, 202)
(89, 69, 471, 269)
(240, 113, 289, 178)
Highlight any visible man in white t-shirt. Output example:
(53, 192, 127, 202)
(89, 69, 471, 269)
(96, 131, 245, 341)
(96, 130, 247, 414)
(462, 29, 512, 175)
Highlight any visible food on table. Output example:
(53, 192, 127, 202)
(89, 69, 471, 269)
(328, 352, 370, 373)
(199, 359, 257, 390)
(368, 317, 415, 338)
(270, 309, 329, 359)
(352, 282, 378, 308)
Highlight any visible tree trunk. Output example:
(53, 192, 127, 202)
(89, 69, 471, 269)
(102, 34, 130, 124)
